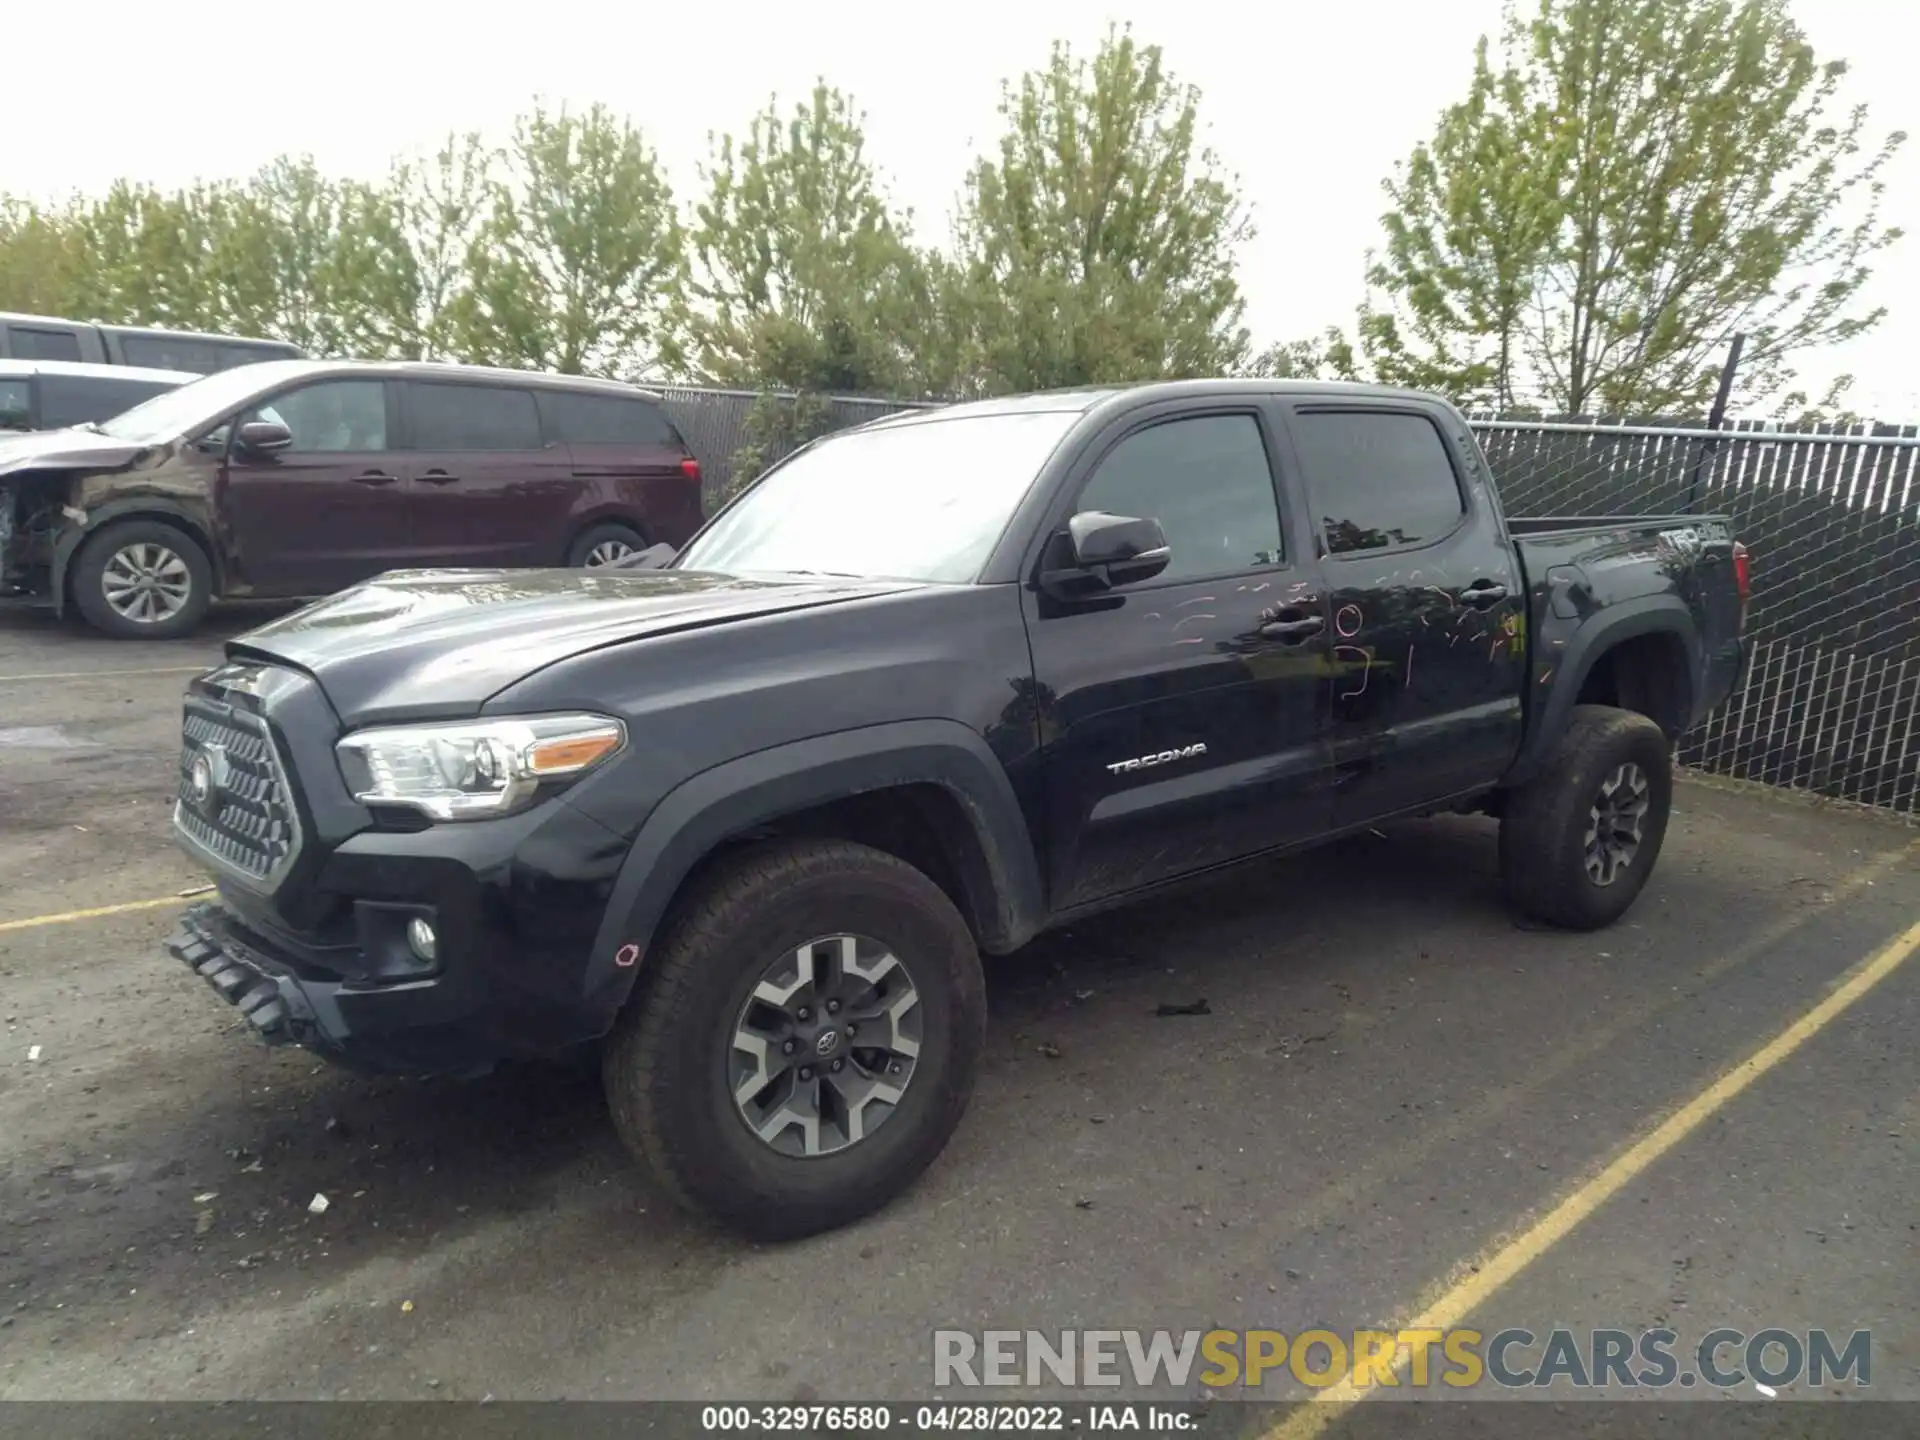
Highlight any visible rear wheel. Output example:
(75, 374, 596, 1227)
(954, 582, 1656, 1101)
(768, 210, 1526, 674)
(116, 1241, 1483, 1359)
(602, 839, 987, 1239)
(567, 522, 645, 568)
(1499, 704, 1673, 930)
(70, 520, 213, 640)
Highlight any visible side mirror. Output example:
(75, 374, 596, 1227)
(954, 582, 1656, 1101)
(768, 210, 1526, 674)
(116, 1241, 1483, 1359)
(1041, 511, 1171, 597)
(235, 420, 293, 455)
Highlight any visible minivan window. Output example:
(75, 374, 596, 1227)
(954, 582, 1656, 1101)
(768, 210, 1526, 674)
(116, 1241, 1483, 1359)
(0, 379, 29, 430)
(94, 360, 312, 442)
(39, 375, 178, 430)
(121, 336, 221, 373)
(538, 390, 680, 447)
(9, 326, 83, 362)
(407, 383, 543, 451)
(247, 381, 389, 452)
(1291, 410, 1466, 556)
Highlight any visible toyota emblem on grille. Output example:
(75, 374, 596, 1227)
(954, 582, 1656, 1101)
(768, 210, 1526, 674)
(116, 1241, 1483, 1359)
(188, 745, 227, 819)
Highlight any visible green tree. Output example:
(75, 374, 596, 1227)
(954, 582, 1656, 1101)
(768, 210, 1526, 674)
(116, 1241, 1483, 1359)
(949, 26, 1253, 395)
(391, 132, 495, 360)
(683, 83, 933, 396)
(453, 101, 683, 376)
(0, 197, 91, 318)
(1362, 0, 1906, 415)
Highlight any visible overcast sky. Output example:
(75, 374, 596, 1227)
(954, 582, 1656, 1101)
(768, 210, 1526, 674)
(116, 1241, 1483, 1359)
(15, 0, 1918, 418)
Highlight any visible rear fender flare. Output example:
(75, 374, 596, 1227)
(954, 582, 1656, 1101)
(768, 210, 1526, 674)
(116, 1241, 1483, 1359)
(580, 719, 1046, 1029)
(1510, 596, 1701, 786)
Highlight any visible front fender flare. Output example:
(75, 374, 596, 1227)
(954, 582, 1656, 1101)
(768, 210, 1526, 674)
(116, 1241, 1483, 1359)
(51, 497, 222, 616)
(580, 719, 1046, 1030)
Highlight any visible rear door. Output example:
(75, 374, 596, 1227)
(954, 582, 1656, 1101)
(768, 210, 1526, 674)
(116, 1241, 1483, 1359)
(1278, 401, 1525, 827)
(1024, 402, 1336, 910)
(399, 380, 574, 568)
(220, 378, 413, 595)
(536, 389, 703, 549)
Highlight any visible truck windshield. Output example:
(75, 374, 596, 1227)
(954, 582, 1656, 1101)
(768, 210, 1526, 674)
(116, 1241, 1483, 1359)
(678, 410, 1079, 584)
(95, 361, 310, 442)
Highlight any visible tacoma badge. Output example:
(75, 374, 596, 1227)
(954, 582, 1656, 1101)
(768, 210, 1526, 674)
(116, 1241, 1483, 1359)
(1106, 743, 1208, 775)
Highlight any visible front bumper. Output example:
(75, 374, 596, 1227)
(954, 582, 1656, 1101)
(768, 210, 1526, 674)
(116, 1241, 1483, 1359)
(166, 900, 505, 1075)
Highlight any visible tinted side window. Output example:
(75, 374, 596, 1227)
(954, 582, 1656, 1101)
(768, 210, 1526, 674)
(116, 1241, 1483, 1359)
(0, 379, 29, 430)
(1074, 414, 1283, 582)
(121, 335, 221, 373)
(247, 381, 389, 453)
(39, 376, 176, 429)
(9, 326, 84, 362)
(1291, 411, 1465, 556)
(537, 390, 681, 447)
(408, 383, 543, 451)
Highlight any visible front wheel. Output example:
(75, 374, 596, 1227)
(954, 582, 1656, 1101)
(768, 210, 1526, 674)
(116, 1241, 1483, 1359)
(70, 520, 214, 639)
(603, 839, 987, 1239)
(1499, 704, 1674, 930)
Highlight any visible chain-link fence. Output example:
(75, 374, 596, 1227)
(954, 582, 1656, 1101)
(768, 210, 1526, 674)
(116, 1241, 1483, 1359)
(1478, 418, 1920, 820)
(656, 387, 1920, 821)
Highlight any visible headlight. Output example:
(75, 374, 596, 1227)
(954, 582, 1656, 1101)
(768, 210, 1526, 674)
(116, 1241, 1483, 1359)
(336, 713, 625, 822)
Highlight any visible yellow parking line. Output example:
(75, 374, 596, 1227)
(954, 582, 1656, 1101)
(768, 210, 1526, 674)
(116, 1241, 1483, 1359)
(0, 665, 206, 683)
(1267, 905, 1920, 1439)
(0, 895, 192, 934)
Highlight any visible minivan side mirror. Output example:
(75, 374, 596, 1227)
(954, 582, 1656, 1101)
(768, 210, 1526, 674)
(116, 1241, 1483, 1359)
(235, 420, 294, 455)
(1039, 511, 1172, 598)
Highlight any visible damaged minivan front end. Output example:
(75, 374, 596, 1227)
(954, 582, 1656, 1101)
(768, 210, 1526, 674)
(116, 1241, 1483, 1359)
(0, 432, 188, 610)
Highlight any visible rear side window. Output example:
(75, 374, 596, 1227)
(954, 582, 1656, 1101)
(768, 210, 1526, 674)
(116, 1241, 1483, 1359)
(121, 335, 222, 373)
(536, 390, 681, 447)
(407, 383, 543, 451)
(9, 326, 83, 362)
(1290, 411, 1465, 556)
(0, 379, 29, 430)
(39, 375, 177, 429)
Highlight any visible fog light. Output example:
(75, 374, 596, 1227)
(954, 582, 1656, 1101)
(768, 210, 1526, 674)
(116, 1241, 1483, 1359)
(405, 918, 438, 964)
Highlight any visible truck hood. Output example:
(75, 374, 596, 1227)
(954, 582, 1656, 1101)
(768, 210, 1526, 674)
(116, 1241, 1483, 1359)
(0, 427, 147, 477)
(229, 567, 921, 723)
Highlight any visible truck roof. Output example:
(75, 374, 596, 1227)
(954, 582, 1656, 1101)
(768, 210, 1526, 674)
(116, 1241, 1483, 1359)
(864, 378, 1450, 429)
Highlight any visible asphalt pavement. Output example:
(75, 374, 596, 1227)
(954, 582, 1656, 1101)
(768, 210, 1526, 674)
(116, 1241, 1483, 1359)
(1, 598, 1914, 1425)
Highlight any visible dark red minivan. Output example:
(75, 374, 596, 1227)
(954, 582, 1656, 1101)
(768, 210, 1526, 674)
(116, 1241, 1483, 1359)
(0, 360, 707, 637)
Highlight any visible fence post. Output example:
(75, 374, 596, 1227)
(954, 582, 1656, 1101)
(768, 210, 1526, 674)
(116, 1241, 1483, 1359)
(1687, 333, 1745, 513)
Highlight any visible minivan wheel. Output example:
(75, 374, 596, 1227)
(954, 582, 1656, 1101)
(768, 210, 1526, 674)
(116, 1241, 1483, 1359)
(1499, 704, 1674, 931)
(71, 520, 213, 640)
(567, 522, 645, 568)
(602, 839, 987, 1239)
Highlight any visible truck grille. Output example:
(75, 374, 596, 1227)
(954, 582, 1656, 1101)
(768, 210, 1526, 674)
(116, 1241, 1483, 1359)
(174, 691, 302, 886)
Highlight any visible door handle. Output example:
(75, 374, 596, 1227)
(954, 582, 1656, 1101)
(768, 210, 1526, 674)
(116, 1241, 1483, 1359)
(417, 470, 461, 485)
(1461, 580, 1509, 607)
(351, 470, 398, 486)
(1260, 615, 1326, 643)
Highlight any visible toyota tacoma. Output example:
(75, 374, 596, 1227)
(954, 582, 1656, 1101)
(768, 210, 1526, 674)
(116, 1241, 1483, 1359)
(163, 380, 1751, 1238)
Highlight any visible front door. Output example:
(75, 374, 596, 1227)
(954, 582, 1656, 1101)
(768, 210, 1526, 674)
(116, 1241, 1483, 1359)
(220, 378, 411, 595)
(400, 380, 576, 569)
(1024, 406, 1336, 911)
(1280, 402, 1525, 827)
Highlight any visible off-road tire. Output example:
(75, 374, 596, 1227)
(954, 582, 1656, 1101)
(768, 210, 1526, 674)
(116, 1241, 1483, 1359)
(70, 519, 214, 640)
(1499, 704, 1674, 930)
(603, 839, 987, 1239)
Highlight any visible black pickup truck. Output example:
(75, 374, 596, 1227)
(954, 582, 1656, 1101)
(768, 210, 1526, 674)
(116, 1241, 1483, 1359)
(164, 380, 1750, 1238)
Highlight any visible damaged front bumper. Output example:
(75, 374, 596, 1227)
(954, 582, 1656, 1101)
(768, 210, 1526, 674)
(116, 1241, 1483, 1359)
(164, 899, 501, 1077)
